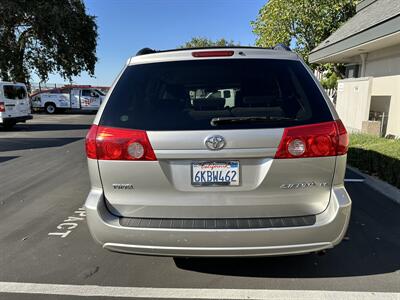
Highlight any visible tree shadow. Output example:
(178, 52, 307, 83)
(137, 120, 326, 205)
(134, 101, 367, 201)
(0, 123, 90, 132)
(0, 138, 82, 151)
(32, 110, 97, 115)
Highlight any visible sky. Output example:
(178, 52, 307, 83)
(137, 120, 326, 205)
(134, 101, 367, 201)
(33, 0, 266, 86)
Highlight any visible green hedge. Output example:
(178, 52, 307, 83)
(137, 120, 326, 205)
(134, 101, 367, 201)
(347, 134, 400, 188)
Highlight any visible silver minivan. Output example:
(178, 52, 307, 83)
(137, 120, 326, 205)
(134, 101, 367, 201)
(85, 47, 351, 257)
(0, 82, 32, 129)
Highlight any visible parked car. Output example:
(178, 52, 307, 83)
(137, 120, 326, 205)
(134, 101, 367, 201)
(31, 87, 105, 114)
(84, 46, 351, 257)
(0, 81, 32, 129)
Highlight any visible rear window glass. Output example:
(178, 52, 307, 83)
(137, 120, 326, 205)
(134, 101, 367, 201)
(100, 59, 333, 130)
(3, 85, 27, 100)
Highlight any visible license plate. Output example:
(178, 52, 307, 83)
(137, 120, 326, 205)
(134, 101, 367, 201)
(191, 161, 240, 186)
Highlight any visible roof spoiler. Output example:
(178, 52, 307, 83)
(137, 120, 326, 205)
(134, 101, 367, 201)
(136, 48, 157, 56)
(135, 45, 291, 57)
(273, 44, 291, 51)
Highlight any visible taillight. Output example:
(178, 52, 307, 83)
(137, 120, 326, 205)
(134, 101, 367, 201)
(85, 125, 157, 161)
(192, 50, 234, 57)
(0, 102, 5, 112)
(275, 120, 348, 159)
(335, 119, 349, 155)
(85, 124, 98, 159)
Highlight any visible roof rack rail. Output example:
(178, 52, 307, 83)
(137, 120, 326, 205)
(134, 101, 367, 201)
(273, 44, 291, 51)
(136, 48, 157, 56)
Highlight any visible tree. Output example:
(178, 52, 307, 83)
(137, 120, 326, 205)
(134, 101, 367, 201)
(180, 37, 239, 48)
(319, 63, 343, 89)
(0, 0, 98, 84)
(251, 0, 357, 67)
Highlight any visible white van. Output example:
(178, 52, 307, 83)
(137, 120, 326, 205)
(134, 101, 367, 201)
(32, 87, 105, 114)
(0, 82, 32, 128)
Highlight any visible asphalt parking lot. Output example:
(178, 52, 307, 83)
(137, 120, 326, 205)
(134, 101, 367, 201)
(0, 114, 399, 299)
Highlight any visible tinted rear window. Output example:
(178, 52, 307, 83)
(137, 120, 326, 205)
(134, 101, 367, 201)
(3, 85, 27, 100)
(100, 59, 333, 130)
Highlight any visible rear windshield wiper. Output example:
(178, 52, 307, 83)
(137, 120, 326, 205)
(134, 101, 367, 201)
(210, 116, 295, 126)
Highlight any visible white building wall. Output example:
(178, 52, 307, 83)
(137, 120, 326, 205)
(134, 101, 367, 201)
(370, 75, 400, 136)
(336, 75, 400, 137)
(336, 77, 372, 132)
(334, 44, 400, 137)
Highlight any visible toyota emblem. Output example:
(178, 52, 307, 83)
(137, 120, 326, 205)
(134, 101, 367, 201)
(204, 135, 226, 151)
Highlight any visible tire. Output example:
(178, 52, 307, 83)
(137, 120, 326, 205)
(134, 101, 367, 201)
(45, 103, 56, 114)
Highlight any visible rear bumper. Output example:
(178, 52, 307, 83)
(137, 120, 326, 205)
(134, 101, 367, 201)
(85, 187, 351, 257)
(0, 115, 33, 124)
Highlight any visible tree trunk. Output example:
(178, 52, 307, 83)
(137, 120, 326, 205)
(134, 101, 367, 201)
(13, 49, 28, 83)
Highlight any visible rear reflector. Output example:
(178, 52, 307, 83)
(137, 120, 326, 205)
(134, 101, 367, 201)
(192, 50, 234, 57)
(85, 125, 157, 161)
(0, 102, 5, 112)
(275, 120, 348, 159)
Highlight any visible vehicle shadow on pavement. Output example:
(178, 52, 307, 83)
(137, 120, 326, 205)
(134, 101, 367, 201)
(0, 138, 83, 151)
(0, 124, 90, 132)
(0, 156, 19, 163)
(174, 183, 400, 278)
(32, 110, 97, 115)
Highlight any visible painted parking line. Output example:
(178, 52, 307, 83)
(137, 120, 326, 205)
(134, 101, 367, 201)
(0, 282, 398, 299)
(344, 179, 365, 183)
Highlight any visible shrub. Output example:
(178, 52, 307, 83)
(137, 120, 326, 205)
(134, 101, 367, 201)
(347, 134, 400, 188)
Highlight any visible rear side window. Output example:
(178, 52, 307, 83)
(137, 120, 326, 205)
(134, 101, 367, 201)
(3, 85, 27, 100)
(100, 59, 333, 130)
(82, 89, 92, 97)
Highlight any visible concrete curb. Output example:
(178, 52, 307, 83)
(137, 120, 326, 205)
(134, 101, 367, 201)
(347, 166, 400, 205)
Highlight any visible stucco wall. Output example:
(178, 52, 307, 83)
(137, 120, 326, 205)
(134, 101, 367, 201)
(336, 75, 400, 137)
(370, 75, 400, 136)
(336, 77, 372, 132)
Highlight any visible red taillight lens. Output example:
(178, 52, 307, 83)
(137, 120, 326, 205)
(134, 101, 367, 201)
(85, 124, 98, 159)
(335, 119, 349, 155)
(0, 102, 5, 112)
(274, 120, 348, 159)
(192, 50, 234, 57)
(85, 125, 157, 161)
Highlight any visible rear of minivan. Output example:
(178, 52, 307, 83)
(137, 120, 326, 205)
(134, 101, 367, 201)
(0, 82, 32, 128)
(85, 47, 351, 257)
